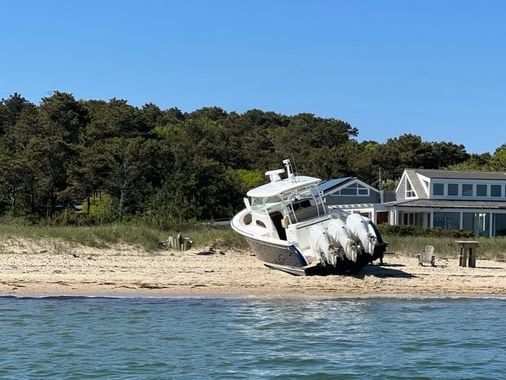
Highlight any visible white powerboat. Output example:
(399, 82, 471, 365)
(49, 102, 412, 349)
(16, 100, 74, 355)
(231, 159, 387, 275)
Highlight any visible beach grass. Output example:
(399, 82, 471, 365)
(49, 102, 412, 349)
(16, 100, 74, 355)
(0, 223, 503, 260)
(383, 234, 506, 261)
(0, 223, 248, 252)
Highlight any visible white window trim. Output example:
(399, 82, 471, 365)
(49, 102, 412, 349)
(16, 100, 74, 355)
(416, 173, 431, 194)
(430, 180, 505, 200)
(335, 179, 373, 197)
(405, 176, 418, 199)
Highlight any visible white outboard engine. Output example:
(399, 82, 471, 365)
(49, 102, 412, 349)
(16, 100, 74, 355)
(327, 218, 358, 263)
(309, 225, 333, 265)
(346, 214, 377, 256)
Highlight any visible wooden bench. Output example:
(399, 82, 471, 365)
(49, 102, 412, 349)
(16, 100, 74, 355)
(417, 245, 436, 267)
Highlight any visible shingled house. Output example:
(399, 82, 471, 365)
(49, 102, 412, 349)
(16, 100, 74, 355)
(319, 177, 395, 225)
(388, 169, 506, 237)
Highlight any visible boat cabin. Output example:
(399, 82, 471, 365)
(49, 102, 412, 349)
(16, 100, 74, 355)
(243, 161, 328, 242)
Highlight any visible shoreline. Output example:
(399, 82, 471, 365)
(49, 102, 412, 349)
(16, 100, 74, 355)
(1, 241, 505, 298)
(2, 292, 506, 300)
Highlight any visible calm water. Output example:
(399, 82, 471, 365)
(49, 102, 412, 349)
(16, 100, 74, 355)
(0, 297, 505, 379)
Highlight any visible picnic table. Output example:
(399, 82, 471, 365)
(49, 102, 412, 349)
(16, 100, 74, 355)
(455, 240, 479, 268)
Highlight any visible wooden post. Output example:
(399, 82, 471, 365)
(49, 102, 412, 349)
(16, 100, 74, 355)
(468, 247, 476, 268)
(459, 246, 466, 267)
(177, 234, 183, 251)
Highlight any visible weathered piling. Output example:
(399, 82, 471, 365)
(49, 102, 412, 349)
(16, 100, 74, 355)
(161, 235, 193, 251)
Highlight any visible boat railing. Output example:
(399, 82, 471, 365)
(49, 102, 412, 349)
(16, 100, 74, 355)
(282, 191, 327, 224)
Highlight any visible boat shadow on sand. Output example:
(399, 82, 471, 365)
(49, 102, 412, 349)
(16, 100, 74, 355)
(353, 265, 416, 279)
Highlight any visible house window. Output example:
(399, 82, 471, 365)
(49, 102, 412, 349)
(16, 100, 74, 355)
(338, 182, 369, 196)
(491, 185, 501, 197)
(433, 212, 460, 230)
(448, 184, 458, 196)
(433, 183, 444, 196)
(358, 184, 369, 195)
(405, 179, 416, 198)
(462, 184, 473, 196)
(339, 187, 356, 195)
(476, 184, 487, 197)
(463, 212, 490, 236)
(495, 214, 506, 236)
(401, 212, 425, 227)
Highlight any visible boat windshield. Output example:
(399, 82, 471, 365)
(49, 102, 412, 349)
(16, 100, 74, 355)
(284, 187, 326, 223)
(250, 196, 282, 211)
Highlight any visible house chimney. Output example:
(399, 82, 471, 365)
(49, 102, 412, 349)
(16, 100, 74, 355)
(379, 168, 384, 203)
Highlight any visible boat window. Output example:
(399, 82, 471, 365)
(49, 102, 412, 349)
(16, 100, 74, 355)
(250, 196, 281, 211)
(293, 200, 310, 212)
(256, 220, 266, 228)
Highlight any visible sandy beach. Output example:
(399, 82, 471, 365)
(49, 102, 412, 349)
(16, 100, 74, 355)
(0, 239, 505, 298)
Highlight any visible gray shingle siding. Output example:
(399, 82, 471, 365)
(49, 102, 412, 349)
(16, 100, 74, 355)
(396, 170, 429, 200)
(397, 176, 407, 201)
(407, 170, 429, 198)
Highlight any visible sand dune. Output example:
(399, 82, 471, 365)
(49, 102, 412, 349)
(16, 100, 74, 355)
(0, 240, 505, 297)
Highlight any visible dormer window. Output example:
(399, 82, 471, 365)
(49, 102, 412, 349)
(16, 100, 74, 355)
(491, 185, 501, 197)
(406, 179, 416, 198)
(462, 184, 473, 196)
(448, 184, 458, 196)
(476, 185, 487, 197)
(433, 183, 444, 196)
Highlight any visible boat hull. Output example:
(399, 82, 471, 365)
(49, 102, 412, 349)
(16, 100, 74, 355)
(231, 209, 387, 276)
(245, 237, 309, 267)
(244, 235, 379, 276)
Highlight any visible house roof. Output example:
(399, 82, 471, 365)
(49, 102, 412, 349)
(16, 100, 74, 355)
(412, 169, 506, 181)
(387, 199, 506, 210)
(317, 177, 353, 194)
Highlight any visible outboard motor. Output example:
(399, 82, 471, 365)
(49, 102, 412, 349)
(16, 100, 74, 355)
(327, 219, 358, 263)
(346, 214, 377, 256)
(308, 225, 333, 265)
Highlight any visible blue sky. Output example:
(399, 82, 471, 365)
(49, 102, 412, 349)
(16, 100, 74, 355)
(1, 0, 505, 154)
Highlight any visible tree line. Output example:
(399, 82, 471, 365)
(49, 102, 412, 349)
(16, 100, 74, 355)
(0, 92, 503, 227)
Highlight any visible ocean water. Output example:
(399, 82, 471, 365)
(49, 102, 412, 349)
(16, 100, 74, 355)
(0, 297, 504, 379)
